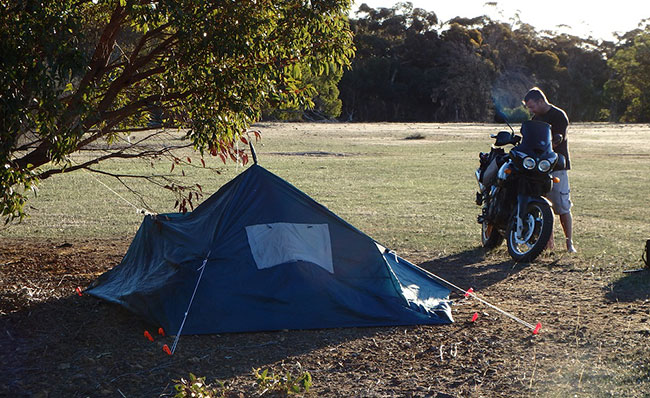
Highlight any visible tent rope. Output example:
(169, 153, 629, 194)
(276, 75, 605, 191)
(76, 163, 155, 215)
(171, 250, 211, 354)
(429, 272, 535, 330)
(396, 253, 539, 332)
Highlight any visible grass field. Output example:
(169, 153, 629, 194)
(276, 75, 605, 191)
(3, 122, 649, 270)
(2, 122, 650, 397)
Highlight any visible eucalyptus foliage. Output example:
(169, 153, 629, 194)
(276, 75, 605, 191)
(605, 30, 650, 122)
(340, 2, 613, 123)
(0, 0, 354, 222)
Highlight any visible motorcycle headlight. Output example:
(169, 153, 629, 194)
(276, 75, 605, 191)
(538, 159, 552, 172)
(523, 157, 536, 170)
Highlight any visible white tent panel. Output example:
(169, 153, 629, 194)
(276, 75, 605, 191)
(246, 222, 334, 273)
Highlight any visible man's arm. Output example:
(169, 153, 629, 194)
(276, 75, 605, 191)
(551, 108, 569, 148)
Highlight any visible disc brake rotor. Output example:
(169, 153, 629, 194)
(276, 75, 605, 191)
(515, 213, 536, 244)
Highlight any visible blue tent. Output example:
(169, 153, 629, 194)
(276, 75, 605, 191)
(87, 164, 453, 334)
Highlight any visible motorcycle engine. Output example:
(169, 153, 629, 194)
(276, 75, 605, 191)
(486, 186, 510, 223)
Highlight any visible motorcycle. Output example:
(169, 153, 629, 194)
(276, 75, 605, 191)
(475, 118, 564, 262)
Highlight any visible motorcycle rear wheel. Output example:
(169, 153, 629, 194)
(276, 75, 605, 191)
(481, 221, 503, 249)
(506, 202, 553, 262)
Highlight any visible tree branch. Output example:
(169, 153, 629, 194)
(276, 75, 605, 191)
(84, 167, 171, 180)
(84, 126, 171, 135)
(81, 34, 179, 133)
(129, 22, 173, 62)
(35, 141, 193, 180)
(67, 5, 129, 114)
(107, 173, 157, 213)
(14, 138, 45, 152)
(74, 88, 192, 152)
(13, 5, 132, 171)
(101, 90, 191, 124)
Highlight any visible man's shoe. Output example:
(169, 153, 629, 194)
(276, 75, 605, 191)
(566, 239, 577, 253)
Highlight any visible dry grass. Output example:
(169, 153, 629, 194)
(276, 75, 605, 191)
(2, 122, 650, 397)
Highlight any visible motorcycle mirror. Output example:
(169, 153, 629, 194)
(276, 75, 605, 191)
(494, 109, 515, 133)
(494, 131, 515, 146)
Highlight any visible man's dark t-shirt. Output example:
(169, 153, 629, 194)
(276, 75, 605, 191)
(532, 105, 570, 170)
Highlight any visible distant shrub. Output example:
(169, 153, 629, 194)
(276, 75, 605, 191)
(501, 105, 530, 123)
(598, 108, 611, 122)
(404, 133, 426, 140)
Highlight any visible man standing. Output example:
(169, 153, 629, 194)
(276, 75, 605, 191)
(523, 87, 577, 253)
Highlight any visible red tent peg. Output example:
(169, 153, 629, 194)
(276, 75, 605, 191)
(144, 330, 154, 342)
(162, 344, 172, 355)
(464, 287, 474, 298)
(75, 287, 83, 296)
(532, 322, 542, 335)
(158, 327, 165, 336)
(470, 312, 479, 322)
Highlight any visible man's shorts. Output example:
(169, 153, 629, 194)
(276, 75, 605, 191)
(546, 170, 572, 215)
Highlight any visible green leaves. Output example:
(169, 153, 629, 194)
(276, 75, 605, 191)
(606, 30, 650, 122)
(0, 164, 37, 223)
(1, 0, 354, 222)
(253, 363, 313, 395)
(173, 365, 313, 397)
(174, 373, 228, 398)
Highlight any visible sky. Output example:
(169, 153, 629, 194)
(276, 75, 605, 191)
(350, 0, 650, 41)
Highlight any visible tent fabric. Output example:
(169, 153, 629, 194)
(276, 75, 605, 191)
(87, 164, 453, 334)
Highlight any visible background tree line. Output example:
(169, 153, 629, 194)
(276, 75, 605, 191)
(305, 2, 650, 123)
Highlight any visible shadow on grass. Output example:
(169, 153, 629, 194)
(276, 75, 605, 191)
(1, 294, 384, 397)
(418, 246, 528, 294)
(605, 268, 650, 302)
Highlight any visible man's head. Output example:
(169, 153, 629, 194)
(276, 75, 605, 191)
(523, 87, 551, 116)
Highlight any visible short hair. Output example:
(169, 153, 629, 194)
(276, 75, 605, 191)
(523, 87, 548, 103)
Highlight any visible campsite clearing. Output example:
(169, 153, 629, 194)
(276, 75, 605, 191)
(2, 122, 650, 397)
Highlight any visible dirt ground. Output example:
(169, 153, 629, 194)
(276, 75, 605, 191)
(2, 238, 649, 398)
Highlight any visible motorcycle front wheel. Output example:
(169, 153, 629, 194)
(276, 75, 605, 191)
(481, 221, 503, 249)
(506, 202, 553, 262)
